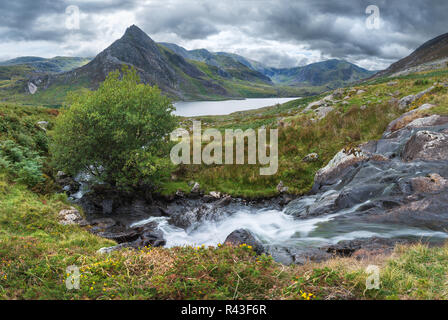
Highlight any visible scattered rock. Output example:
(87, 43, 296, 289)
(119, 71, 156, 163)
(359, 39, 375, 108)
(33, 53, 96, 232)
(191, 182, 200, 193)
(332, 88, 345, 99)
(387, 81, 399, 86)
(36, 121, 49, 131)
(97, 243, 132, 254)
(209, 191, 222, 199)
(276, 181, 289, 193)
(175, 189, 185, 197)
(58, 207, 86, 226)
(303, 153, 319, 162)
(356, 89, 366, 95)
(315, 106, 334, 119)
(398, 86, 436, 110)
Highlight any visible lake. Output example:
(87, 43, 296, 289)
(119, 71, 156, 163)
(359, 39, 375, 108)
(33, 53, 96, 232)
(173, 97, 300, 117)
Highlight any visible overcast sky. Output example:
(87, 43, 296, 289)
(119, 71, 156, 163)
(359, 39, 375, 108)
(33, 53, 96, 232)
(0, 0, 446, 70)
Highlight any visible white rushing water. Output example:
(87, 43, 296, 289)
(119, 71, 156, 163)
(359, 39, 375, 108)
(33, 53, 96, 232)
(173, 97, 300, 117)
(130, 201, 448, 249)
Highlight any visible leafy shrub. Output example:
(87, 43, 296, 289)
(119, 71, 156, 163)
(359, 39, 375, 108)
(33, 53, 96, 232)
(50, 67, 177, 189)
(0, 140, 44, 187)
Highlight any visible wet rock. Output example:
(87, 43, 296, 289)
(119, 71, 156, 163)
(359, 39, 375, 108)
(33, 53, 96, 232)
(89, 218, 116, 230)
(313, 148, 369, 191)
(55, 173, 80, 194)
(175, 190, 186, 198)
(269, 246, 331, 265)
(133, 229, 166, 248)
(214, 195, 232, 207)
(402, 130, 448, 162)
(224, 229, 265, 255)
(96, 226, 141, 243)
(284, 190, 338, 218)
(366, 194, 448, 230)
(335, 184, 387, 210)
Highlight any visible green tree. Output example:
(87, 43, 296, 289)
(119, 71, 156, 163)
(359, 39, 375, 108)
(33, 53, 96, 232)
(50, 67, 177, 189)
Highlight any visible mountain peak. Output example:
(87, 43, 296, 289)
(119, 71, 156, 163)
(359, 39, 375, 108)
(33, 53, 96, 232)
(122, 25, 153, 42)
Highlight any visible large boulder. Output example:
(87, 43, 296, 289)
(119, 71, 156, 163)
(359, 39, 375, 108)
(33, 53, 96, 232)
(224, 229, 265, 255)
(402, 130, 448, 162)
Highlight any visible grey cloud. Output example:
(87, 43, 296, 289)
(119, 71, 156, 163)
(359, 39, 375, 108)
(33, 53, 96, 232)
(0, 0, 447, 69)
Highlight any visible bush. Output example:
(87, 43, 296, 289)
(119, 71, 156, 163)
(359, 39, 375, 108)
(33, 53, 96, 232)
(0, 140, 44, 187)
(50, 67, 178, 189)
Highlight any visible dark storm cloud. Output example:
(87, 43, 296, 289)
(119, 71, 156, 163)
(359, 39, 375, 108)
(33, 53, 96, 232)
(0, 0, 137, 41)
(255, 0, 448, 61)
(0, 0, 446, 68)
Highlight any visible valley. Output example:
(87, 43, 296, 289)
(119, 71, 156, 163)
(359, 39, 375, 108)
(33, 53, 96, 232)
(2, 22, 448, 301)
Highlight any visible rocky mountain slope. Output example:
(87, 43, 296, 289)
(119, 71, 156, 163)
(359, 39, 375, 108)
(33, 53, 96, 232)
(375, 32, 448, 78)
(24, 25, 282, 101)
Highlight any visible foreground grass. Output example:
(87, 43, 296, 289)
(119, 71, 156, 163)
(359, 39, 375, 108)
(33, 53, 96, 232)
(1, 175, 448, 300)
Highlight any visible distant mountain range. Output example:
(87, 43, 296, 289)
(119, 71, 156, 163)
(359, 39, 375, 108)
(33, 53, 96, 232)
(0, 25, 376, 102)
(0, 56, 90, 73)
(3, 25, 447, 104)
(158, 42, 375, 87)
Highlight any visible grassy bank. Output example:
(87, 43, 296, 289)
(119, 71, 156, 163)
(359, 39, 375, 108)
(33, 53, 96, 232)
(1, 178, 447, 299)
(162, 68, 448, 198)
